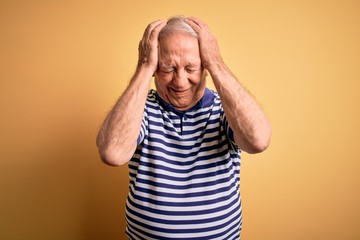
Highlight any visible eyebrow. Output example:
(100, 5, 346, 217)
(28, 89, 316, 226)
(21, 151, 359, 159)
(158, 64, 175, 71)
(159, 62, 200, 68)
(159, 63, 174, 68)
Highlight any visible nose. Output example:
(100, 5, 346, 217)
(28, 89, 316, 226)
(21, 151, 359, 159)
(173, 69, 188, 88)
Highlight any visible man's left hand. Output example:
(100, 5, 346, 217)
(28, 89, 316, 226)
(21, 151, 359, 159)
(186, 17, 224, 72)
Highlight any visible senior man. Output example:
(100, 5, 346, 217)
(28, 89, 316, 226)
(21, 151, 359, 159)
(96, 16, 271, 240)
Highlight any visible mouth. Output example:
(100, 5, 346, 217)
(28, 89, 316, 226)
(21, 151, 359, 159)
(170, 88, 188, 97)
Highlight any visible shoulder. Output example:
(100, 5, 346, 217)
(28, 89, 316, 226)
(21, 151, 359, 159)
(204, 89, 222, 109)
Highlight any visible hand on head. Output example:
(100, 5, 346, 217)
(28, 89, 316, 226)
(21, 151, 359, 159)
(137, 16, 223, 75)
(137, 19, 167, 72)
(185, 17, 223, 71)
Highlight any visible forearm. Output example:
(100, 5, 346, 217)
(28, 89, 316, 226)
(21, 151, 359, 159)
(209, 63, 272, 153)
(96, 66, 153, 165)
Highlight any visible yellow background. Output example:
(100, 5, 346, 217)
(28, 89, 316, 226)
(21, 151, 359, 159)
(1, 0, 359, 239)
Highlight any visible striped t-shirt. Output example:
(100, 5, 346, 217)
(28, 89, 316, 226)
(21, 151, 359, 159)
(126, 88, 242, 240)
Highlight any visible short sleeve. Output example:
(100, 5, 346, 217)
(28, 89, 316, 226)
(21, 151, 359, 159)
(222, 114, 240, 151)
(136, 106, 148, 145)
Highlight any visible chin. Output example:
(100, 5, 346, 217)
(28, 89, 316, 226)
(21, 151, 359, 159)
(172, 101, 194, 111)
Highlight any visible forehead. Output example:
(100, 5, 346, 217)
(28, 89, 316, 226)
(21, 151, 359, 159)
(158, 32, 200, 64)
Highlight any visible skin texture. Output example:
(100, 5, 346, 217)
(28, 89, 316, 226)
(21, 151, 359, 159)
(96, 17, 272, 166)
(96, 19, 167, 166)
(155, 32, 206, 111)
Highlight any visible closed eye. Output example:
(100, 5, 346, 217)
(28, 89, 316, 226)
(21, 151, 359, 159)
(185, 66, 200, 73)
(160, 66, 175, 73)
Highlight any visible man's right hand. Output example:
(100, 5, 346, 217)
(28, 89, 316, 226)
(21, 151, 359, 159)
(137, 19, 167, 74)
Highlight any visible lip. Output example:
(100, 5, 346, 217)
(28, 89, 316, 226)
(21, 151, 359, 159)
(170, 88, 188, 96)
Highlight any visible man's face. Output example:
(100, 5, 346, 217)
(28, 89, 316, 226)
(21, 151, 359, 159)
(155, 32, 206, 111)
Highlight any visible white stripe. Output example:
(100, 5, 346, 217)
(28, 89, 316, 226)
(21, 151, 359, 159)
(128, 181, 239, 206)
(127, 192, 240, 219)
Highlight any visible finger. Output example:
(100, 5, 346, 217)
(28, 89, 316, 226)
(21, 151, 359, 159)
(148, 20, 167, 41)
(186, 17, 204, 27)
(146, 19, 166, 37)
(140, 20, 166, 51)
(141, 19, 164, 47)
(185, 17, 199, 27)
(185, 17, 204, 34)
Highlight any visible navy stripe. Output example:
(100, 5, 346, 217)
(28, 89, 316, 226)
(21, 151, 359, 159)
(137, 156, 232, 176)
(127, 192, 240, 216)
(137, 148, 231, 168)
(144, 133, 225, 150)
(133, 177, 237, 199)
(149, 123, 221, 138)
(126, 202, 240, 228)
(126, 207, 240, 235)
(142, 138, 228, 160)
(129, 187, 240, 208)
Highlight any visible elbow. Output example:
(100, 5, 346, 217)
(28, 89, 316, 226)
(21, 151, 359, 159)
(244, 125, 272, 154)
(96, 138, 134, 166)
(98, 147, 132, 166)
(248, 137, 271, 154)
(96, 133, 134, 166)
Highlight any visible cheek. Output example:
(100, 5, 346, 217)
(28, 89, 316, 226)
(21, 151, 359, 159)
(189, 72, 205, 85)
(155, 75, 170, 93)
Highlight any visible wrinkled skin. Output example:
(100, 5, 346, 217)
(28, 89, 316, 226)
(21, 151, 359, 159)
(155, 32, 207, 111)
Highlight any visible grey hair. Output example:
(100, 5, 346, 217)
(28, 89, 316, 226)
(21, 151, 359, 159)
(158, 16, 198, 40)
